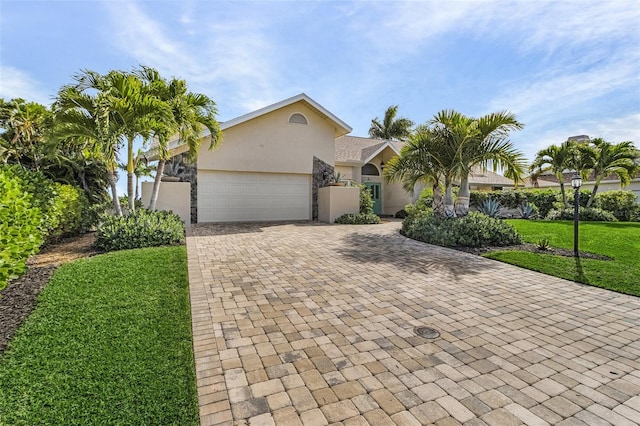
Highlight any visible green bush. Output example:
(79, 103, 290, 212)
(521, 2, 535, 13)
(359, 184, 374, 214)
(470, 189, 561, 217)
(594, 190, 638, 221)
(0, 171, 44, 290)
(334, 213, 381, 224)
(402, 211, 521, 247)
(545, 207, 618, 222)
(0, 165, 90, 243)
(95, 209, 185, 252)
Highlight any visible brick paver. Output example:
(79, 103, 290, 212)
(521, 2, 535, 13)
(187, 221, 640, 425)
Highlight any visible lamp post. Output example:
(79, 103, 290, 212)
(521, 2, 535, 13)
(571, 174, 582, 257)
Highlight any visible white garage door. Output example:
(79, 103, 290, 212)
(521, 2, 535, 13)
(198, 171, 311, 222)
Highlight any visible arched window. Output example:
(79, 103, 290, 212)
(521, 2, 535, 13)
(361, 163, 379, 176)
(288, 113, 308, 125)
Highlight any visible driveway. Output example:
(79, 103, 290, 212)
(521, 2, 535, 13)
(187, 221, 640, 425)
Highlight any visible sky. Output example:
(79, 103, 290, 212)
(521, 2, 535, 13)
(1, 0, 639, 195)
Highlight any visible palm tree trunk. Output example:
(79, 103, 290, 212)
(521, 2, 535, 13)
(107, 170, 123, 216)
(432, 182, 444, 216)
(560, 182, 568, 208)
(455, 173, 470, 216)
(135, 174, 140, 201)
(127, 139, 135, 212)
(148, 159, 165, 210)
(443, 178, 456, 218)
(586, 179, 600, 207)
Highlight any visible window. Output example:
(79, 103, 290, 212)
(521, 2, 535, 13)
(289, 113, 308, 125)
(361, 163, 379, 176)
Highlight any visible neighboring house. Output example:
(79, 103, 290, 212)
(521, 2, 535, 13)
(529, 170, 640, 201)
(145, 93, 526, 223)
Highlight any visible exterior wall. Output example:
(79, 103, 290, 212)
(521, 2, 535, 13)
(164, 153, 198, 223)
(141, 181, 191, 223)
(312, 157, 334, 221)
(335, 165, 356, 182)
(198, 102, 336, 174)
(318, 186, 359, 223)
(383, 180, 412, 216)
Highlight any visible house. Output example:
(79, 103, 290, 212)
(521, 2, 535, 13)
(528, 170, 640, 200)
(143, 93, 527, 223)
(144, 93, 352, 223)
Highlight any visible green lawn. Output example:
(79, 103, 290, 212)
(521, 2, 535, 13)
(485, 220, 640, 296)
(0, 246, 198, 425)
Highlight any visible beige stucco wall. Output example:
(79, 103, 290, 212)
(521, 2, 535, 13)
(318, 186, 360, 223)
(382, 180, 412, 216)
(141, 181, 191, 223)
(198, 102, 336, 174)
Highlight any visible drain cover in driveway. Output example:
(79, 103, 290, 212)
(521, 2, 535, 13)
(414, 326, 440, 339)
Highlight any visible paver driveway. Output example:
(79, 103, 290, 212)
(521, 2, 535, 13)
(187, 221, 640, 426)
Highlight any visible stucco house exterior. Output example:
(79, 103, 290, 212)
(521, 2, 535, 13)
(143, 93, 529, 223)
(144, 93, 353, 223)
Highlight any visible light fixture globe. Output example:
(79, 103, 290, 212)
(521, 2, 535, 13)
(571, 174, 582, 189)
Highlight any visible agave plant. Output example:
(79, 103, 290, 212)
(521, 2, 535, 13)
(518, 202, 538, 219)
(479, 198, 502, 218)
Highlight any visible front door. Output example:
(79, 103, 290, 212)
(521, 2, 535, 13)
(364, 182, 382, 215)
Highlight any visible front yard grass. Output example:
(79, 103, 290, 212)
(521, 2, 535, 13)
(485, 220, 640, 296)
(0, 246, 198, 425)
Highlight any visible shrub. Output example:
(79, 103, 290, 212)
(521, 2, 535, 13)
(0, 171, 44, 290)
(479, 198, 502, 217)
(535, 238, 551, 250)
(0, 165, 90, 243)
(95, 209, 185, 252)
(470, 189, 560, 217)
(594, 190, 638, 221)
(394, 209, 407, 219)
(518, 202, 538, 219)
(359, 184, 374, 214)
(402, 211, 521, 247)
(545, 207, 618, 222)
(334, 213, 381, 225)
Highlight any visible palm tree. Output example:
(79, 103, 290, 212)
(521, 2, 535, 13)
(384, 123, 456, 216)
(386, 109, 525, 217)
(451, 111, 526, 216)
(368, 105, 414, 141)
(74, 70, 172, 212)
(585, 139, 639, 206)
(530, 140, 576, 207)
(0, 98, 51, 169)
(135, 66, 222, 211)
(53, 84, 124, 215)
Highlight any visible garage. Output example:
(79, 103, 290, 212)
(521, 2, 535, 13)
(198, 171, 311, 222)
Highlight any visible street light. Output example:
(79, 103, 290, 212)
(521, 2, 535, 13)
(571, 174, 582, 257)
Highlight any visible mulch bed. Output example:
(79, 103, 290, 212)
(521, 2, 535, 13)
(453, 242, 612, 261)
(0, 233, 101, 354)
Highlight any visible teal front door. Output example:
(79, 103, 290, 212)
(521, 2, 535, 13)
(365, 182, 382, 215)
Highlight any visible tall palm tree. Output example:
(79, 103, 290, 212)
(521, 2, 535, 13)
(135, 66, 222, 211)
(75, 70, 172, 212)
(368, 105, 414, 141)
(530, 140, 576, 207)
(53, 85, 124, 215)
(585, 139, 639, 207)
(384, 123, 457, 216)
(451, 111, 526, 216)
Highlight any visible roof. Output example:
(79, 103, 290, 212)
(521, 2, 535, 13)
(219, 93, 351, 137)
(148, 93, 352, 157)
(335, 135, 402, 164)
(468, 167, 516, 186)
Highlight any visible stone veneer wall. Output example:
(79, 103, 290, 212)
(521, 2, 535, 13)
(312, 156, 334, 221)
(165, 153, 198, 223)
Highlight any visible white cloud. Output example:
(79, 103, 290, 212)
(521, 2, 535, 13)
(0, 66, 52, 105)
(101, 0, 284, 117)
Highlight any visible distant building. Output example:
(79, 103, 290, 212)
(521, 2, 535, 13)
(567, 135, 590, 142)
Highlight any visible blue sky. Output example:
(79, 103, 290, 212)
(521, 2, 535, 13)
(1, 0, 639, 194)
